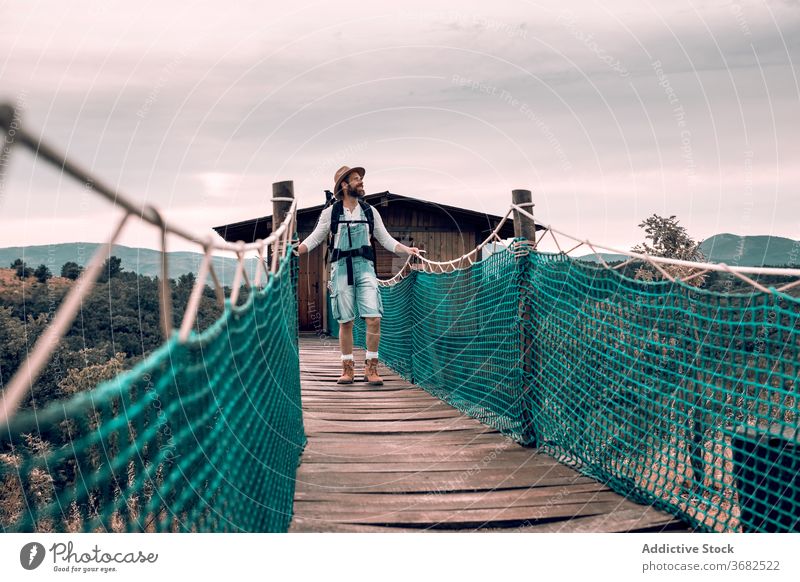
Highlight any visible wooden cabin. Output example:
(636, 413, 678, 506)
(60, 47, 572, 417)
(213, 191, 517, 333)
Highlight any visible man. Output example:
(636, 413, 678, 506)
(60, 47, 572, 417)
(297, 166, 420, 385)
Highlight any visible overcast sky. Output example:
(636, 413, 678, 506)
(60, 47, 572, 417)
(1, 0, 798, 255)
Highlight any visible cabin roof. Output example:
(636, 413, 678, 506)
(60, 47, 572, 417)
(212, 191, 542, 243)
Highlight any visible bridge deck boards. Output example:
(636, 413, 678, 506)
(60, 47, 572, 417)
(290, 334, 692, 533)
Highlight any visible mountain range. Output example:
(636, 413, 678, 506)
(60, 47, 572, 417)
(0, 243, 261, 285)
(577, 234, 799, 267)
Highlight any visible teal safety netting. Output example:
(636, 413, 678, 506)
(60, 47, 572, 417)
(521, 251, 799, 533)
(355, 249, 528, 441)
(1, 249, 305, 533)
(356, 243, 799, 533)
(353, 271, 416, 379)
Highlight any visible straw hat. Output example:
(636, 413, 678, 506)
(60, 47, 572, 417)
(333, 165, 365, 197)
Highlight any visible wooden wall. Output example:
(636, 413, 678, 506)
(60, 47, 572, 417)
(296, 229, 325, 332)
(374, 231, 477, 278)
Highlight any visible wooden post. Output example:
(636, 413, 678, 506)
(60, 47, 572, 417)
(270, 180, 294, 264)
(512, 189, 536, 241)
(271, 179, 296, 318)
(513, 188, 538, 445)
(272, 180, 294, 238)
(0, 104, 20, 190)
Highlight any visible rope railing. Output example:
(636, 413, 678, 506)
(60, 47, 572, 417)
(378, 207, 515, 286)
(0, 105, 304, 532)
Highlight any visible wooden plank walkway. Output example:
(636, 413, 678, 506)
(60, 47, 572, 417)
(289, 334, 692, 533)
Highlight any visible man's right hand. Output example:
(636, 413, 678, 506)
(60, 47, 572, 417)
(297, 243, 308, 255)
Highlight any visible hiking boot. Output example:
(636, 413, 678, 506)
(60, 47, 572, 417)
(337, 359, 354, 384)
(364, 358, 384, 386)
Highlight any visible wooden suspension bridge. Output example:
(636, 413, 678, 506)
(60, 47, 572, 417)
(289, 333, 691, 533)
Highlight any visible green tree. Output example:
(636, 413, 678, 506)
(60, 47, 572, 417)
(58, 351, 126, 395)
(34, 264, 52, 283)
(632, 214, 706, 284)
(633, 214, 704, 259)
(0, 307, 49, 403)
(176, 272, 196, 292)
(13, 260, 32, 279)
(97, 256, 123, 283)
(61, 261, 83, 280)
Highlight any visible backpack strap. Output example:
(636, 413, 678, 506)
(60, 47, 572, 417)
(326, 199, 344, 261)
(358, 199, 375, 236)
(358, 200, 378, 274)
(329, 199, 344, 236)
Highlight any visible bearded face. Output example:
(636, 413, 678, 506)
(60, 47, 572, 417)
(340, 172, 365, 198)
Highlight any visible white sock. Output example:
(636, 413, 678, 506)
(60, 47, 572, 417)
(366, 351, 379, 360)
(341, 354, 354, 361)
